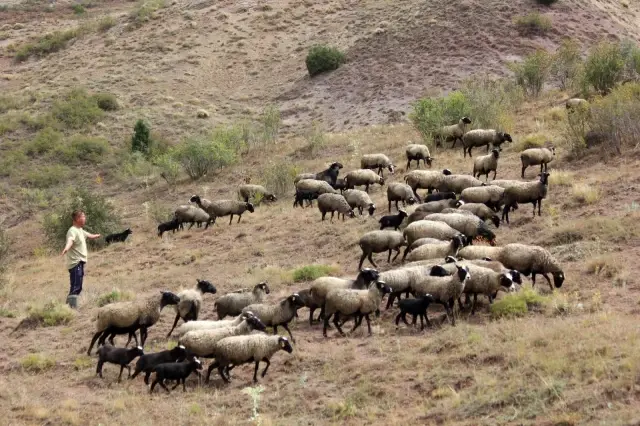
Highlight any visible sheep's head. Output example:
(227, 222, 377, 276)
(422, 293, 435, 303)
(279, 337, 294, 353)
(359, 268, 380, 283)
(189, 195, 201, 204)
(256, 282, 270, 294)
(131, 346, 144, 357)
(553, 271, 565, 288)
(172, 344, 188, 361)
(502, 133, 513, 143)
(491, 149, 500, 158)
(444, 192, 456, 200)
(452, 235, 466, 251)
(425, 156, 434, 167)
(509, 270, 523, 285)
(160, 291, 181, 309)
(367, 203, 376, 216)
(477, 224, 496, 246)
(490, 215, 500, 228)
(500, 272, 517, 293)
(246, 314, 267, 332)
(196, 279, 217, 295)
(374, 280, 392, 295)
(347, 209, 356, 218)
(288, 293, 305, 310)
(461, 116, 472, 124)
(539, 172, 550, 185)
(330, 162, 344, 170)
(124, 228, 133, 235)
(429, 265, 450, 277)
(442, 168, 452, 176)
(455, 265, 471, 283)
(192, 358, 203, 370)
(378, 176, 386, 185)
(398, 209, 408, 218)
(407, 196, 416, 205)
(388, 164, 395, 174)
(444, 255, 458, 263)
(265, 194, 277, 202)
(246, 202, 255, 213)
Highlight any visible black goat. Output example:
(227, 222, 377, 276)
(379, 210, 408, 230)
(150, 357, 203, 394)
(96, 345, 144, 382)
(105, 228, 133, 244)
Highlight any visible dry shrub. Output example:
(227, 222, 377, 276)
(585, 254, 623, 278)
(514, 12, 552, 36)
(548, 170, 573, 186)
(571, 183, 600, 204)
(514, 133, 549, 151)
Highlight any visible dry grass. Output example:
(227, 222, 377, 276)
(548, 170, 573, 186)
(572, 183, 601, 204)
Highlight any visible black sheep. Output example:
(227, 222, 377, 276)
(150, 357, 203, 394)
(157, 218, 181, 237)
(315, 162, 343, 186)
(293, 190, 318, 208)
(379, 210, 408, 230)
(105, 228, 133, 244)
(395, 294, 435, 331)
(424, 192, 456, 203)
(130, 344, 188, 384)
(96, 345, 144, 382)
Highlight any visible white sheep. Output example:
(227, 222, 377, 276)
(242, 294, 305, 343)
(215, 282, 271, 319)
(456, 202, 501, 228)
(460, 185, 506, 212)
(190, 195, 255, 225)
(410, 264, 471, 325)
(344, 169, 385, 193)
(174, 205, 212, 230)
(403, 220, 462, 248)
(434, 116, 472, 148)
(404, 235, 467, 262)
(343, 189, 376, 216)
(462, 129, 513, 158)
(360, 154, 395, 177)
(501, 172, 550, 224)
(386, 182, 416, 212)
(308, 268, 380, 319)
(434, 174, 485, 194)
(520, 147, 555, 178)
(403, 169, 452, 201)
(238, 184, 277, 203)
(358, 230, 407, 270)
(317, 193, 356, 221)
(172, 313, 250, 340)
(473, 149, 500, 181)
(167, 279, 218, 338)
(422, 212, 496, 245)
(405, 144, 433, 170)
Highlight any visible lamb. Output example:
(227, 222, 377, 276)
(206, 334, 293, 383)
(403, 220, 463, 248)
(308, 268, 380, 319)
(460, 185, 506, 212)
(149, 357, 203, 394)
(317, 193, 356, 222)
(238, 184, 277, 203)
(423, 212, 496, 245)
(414, 199, 459, 213)
(520, 147, 555, 178)
(473, 149, 500, 181)
(190, 195, 255, 225)
(172, 312, 253, 339)
(105, 228, 133, 245)
(404, 169, 452, 201)
(178, 313, 267, 358)
(130, 344, 188, 385)
(215, 282, 271, 319)
(395, 294, 435, 331)
(410, 264, 471, 325)
(96, 344, 144, 383)
(378, 262, 443, 308)
(462, 243, 564, 289)
(360, 154, 395, 177)
(87, 291, 180, 355)
(379, 209, 408, 231)
(434, 174, 485, 194)
(462, 129, 513, 158)
(293, 189, 319, 208)
(242, 294, 305, 343)
(296, 288, 322, 325)
(174, 205, 213, 230)
(404, 235, 467, 262)
(358, 230, 407, 270)
(434, 116, 472, 148)
(386, 182, 417, 212)
(323, 281, 392, 337)
(405, 144, 433, 170)
(344, 169, 385, 192)
(456, 202, 501, 228)
(166, 279, 218, 338)
(157, 218, 181, 237)
(343, 189, 376, 216)
(332, 177, 347, 193)
(502, 172, 550, 224)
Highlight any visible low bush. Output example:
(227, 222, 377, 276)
(93, 93, 119, 111)
(572, 183, 600, 204)
(56, 135, 110, 164)
(21, 353, 56, 373)
(0, 150, 28, 178)
(508, 49, 553, 97)
(259, 104, 281, 145)
(131, 119, 151, 156)
(548, 170, 573, 186)
(262, 162, 301, 198)
(172, 126, 241, 180)
(305, 45, 346, 77)
(25, 127, 63, 157)
(131, 0, 166, 24)
(301, 120, 327, 156)
(292, 264, 339, 282)
(551, 39, 582, 90)
(0, 228, 9, 284)
(13, 25, 91, 62)
(21, 164, 71, 189)
(153, 153, 181, 185)
(514, 12, 552, 35)
(96, 288, 134, 307)
(490, 287, 546, 319)
(513, 133, 549, 151)
(24, 300, 75, 327)
(578, 40, 640, 95)
(51, 88, 104, 129)
(97, 16, 116, 32)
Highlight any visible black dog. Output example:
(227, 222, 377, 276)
(105, 228, 133, 244)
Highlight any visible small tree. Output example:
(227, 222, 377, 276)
(305, 45, 346, 77)
(131, 119, 151, 156)
(551, 39, 582, 90)
(509, 50, 552, 97)
(580, 41, 625, 95)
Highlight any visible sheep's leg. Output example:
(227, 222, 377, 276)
(143, 371, 151, 385)
(252, 361, 261, 383)
(117, 365, 125, 383)
(140, 327, 148, 347)
(237, 215, 242, 224)
(502, 204, 510, 224)
(492, 170, 497, 180)
(281, 323, 295, 344)
(541, 273, 553, 291)
(401, 246, 411, 261)
(349, 316, 362, 333)
(387, 249, 392, 263)
(321, 211, 326, 221)
(419, 313, 425, 331)
(364, 314, 373, 336)
(358, 252, 367, 271)
(333, 313, 346, 336)
(228, 215, 234, 225)
(149, 379, 158, 393)
(330, 211, 335, 223)
(96, 360, 104, 378)
(188, 222, 195, 230)
(167, 314, 181, 338)
(391, 248, 401, 262)
(159, 379, 170, 394)
(87, 331, 103, 356)
(182, 378, 188, 392)
(471, 294, 478, 315)
(532, 201, 537, 217)
(537, 198, 542, 216)
(423, 311, 432, 328)
(385, 292, 397, 309)
(367, 253, 378, 268)
(308, 308, 316, 326)
(395, 312, 402, 327)
(206, 362, 218, 383)
(322, 313, 331, 337)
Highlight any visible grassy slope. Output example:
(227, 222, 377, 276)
(1, 1, 640, 425)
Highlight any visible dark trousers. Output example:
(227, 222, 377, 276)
(68, 261, 85, 296)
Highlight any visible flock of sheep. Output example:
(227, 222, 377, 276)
(85, 115, 569, 394)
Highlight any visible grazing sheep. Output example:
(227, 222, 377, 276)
(566, 98, 589, 109)
(406, 210, 434, 225)
(460, 185, 506, 212)
(317, 193, 356, 221)
(406, 144, 433, 170)
(423, 212, 496, 245)
(344, 169, 385, 192)
(458, 243, 564, 290)
(410, 264, 471, 325)
(87, 291, 180, 355)
(308, 268, 380, 319)
(379, 209, 408, 231)
(414, 199, 460, 214)
(404, 237, 449, 256)
(456, 202, 501, 228)
(295, 179, 338, 199)
(190, 196, 255, 225)
(343, 189, 376, 216)
(395, 294, 435, 330)
(206, 334, 293, 383)
(149, 357, 203, 394)
(172, 313, 252, 339)
(473, 149, 500, 181)
(238, 184, 277, 203)
(404, 235, 467, 262)
(403, 220, 463, 248)
(174, 205, 213, 230)
(105, 228, 133, 245)
(502, 172, 550, 224)
(296, 288, 322, 326)
(157, 218, 181, 237)
(167, 279, 218, 338)
(434, 116, 472, 148)
(242, 294, 305, 343)
(386, 182, 417, 212)
(130, 345, 188, 385)
(323, 281, 392, 337)
(520, 147, 555, 178)
(462, 129, 513, 158)
(435, 174, 485, 194)
(358, 230, 407, 269)
(215, 282, 271, 319)
(361, 154, 395, 177)
(404, 169, 452, 201)
(96, 345, 144, 383)
(178, 314, 267, 358)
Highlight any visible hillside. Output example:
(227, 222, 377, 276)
(2, 0, 640, 425)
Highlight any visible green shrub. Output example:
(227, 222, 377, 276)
(259, 104, 281, 145)
(305, 45, 346, 77)
(410, 91, 468, 146)
(513, 133, 549, 151)
(42, 187, 122, 249)
(262, 161, 301, 198)
(19, 188, 52, 213)
(0, 95, 21, 113)
(172, 126, 241, 180)
(508, 49, 553, 97)
(153, 153, 181, 185)
(514, 12, 552, 35)
(301, 120, 327, 156)
(131, 119, 151, 155)
(0, 150, 28, 177)
(580, 41, 625, 95)
(562, 101, 590, 158)
(120, 151, 155, 179)
(490, 287, 546, 319)
(51, 88, 104, 129)
(21, 353, 56, 372)
(25, 127, 63, 157)
(71, 3, 85, 14)
(96, 288, 134, 307)
(0, 307, 16, 318)
(292, 264, 339, 282)
(24, 300, 75, 327)
(14, 28, 80, 62)
(551, 39, 582, 90)
(92, 93, 119, 111)
(98, 16, 116, 32)
(21, 164, 71, 188)
(56, 135, 110, 164)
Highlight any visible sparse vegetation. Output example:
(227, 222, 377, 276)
(305, 45, 346, 77)
(0, 228, 9, 284)
(292, 264, 339, 282)
(56, 135, 110, 164)
(548, 170, 573, 186)
(172, 126, 241, 180)
(509, 49, 553, 97)
(301, 120, 326, 156)
(261, 161, 300, 198)
(131, 0, 166, 24)
(572, 183, 600, 204)
(490, 287, 546, 318)
(21, 164, 72, 189)
(513, 133, 549, 151)
(514, 12, 552, 35)
(259, 104, 281, 145)
(580, 41, 626, 95)
(551, 39, 582, 90)
(51, 88, 104, 130)
(13, 25, 93, 62)
(98, 16, 116, 32)
(96, 288, 134, 307)
(25, 127, 63, 157)
(586, 254, 624, 279)
(93, 93, 119, 111)
(20, 353, 56, 373)
(23, 301, 75, 328)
